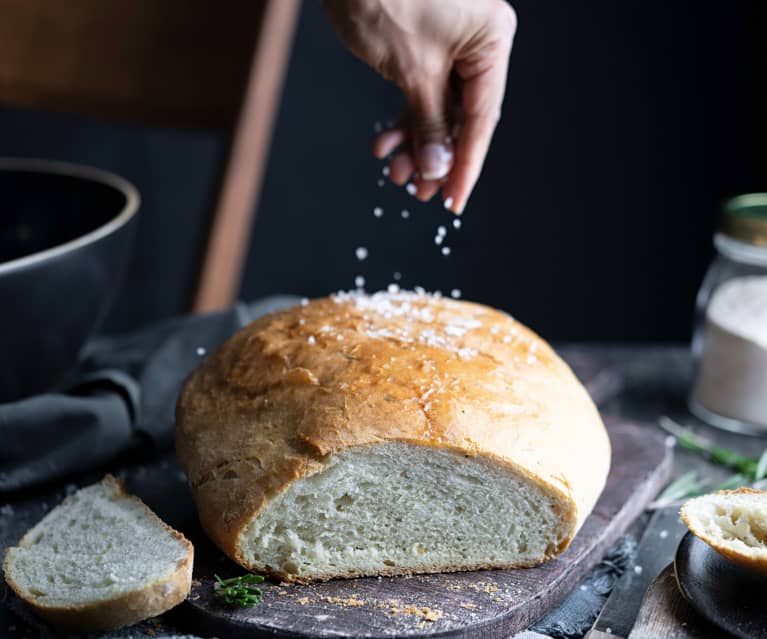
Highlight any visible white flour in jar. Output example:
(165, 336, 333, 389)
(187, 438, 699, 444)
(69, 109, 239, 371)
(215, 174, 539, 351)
(691, 276, 767, 430)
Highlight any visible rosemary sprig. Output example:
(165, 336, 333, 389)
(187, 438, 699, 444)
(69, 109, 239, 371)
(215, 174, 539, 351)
(655, 471, 708, 503)
(714, 473, 750, 491)
(649, 471, 709, 509)
(651, 418, 767, 508)
(213, 573, 265, 607)
(658, 417, 766, 480)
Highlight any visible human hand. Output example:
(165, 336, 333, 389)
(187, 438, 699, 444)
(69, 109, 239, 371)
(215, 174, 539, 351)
(322, 0, 516, 214)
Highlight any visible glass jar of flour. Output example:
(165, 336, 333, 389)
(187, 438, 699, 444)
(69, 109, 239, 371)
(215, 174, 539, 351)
(690, 193, 767, 434)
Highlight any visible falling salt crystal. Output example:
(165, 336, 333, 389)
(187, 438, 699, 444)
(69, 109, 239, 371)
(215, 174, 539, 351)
(373, 207, 383, 218)
(634, 565, 643, 575)
(393, 272, 401, 281)
(441, 246, 451, 256)
(444, 196, 454, 210)
(387, 283, 400, 294)
(196, 347, 206, 357)
(382, 166, 390, 176)
(451, 289, 461, 299)
(377, 179, 385, 187)
(401, 209, 410, 219)
(437, 225, 447, 236)
(355, 276, 365, 288)
(355, 247, 369, 261)
(374, 121, 383, 133)
(406, 183, 417, 195)
(453, 218, 462, 229)
(307, 336, 316, 345)
(300, 298, 309, 306)
(659, 529, 669, 539)
(435, 235, 444, 245)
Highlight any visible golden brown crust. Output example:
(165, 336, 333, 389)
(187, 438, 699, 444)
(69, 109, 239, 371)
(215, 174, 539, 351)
(681, 488, 767, 574)
(715, 487, 767, 497)
(175, 293, 610, 576)
(2, 475, 194, 633)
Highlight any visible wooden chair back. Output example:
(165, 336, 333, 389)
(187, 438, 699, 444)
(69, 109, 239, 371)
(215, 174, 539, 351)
(0, 0, 301, 312)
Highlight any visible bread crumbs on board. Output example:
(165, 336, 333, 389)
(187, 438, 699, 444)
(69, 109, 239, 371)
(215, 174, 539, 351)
(323, 595, 365, 607)
(294, 594, 365, 607)
(467, 580, 500, 594)
(384, 603, 443, 622)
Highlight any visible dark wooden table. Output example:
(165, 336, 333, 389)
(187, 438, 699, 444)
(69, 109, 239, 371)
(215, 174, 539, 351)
(2, 345, 763, 638)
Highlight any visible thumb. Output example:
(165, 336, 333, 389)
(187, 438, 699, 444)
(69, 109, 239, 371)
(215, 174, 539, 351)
(408, 77, 454, 181)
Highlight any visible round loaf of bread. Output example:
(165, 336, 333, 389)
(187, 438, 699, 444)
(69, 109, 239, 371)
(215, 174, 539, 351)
(176, 292, 610, 582)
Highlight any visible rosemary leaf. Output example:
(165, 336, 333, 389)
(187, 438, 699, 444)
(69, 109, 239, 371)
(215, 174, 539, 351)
(214, 573, 265, 607)
(756, 449, 767, 481)
(659, 417, 760, 479)
(653, 471, 709, 507)
(714, 474, 750, 491)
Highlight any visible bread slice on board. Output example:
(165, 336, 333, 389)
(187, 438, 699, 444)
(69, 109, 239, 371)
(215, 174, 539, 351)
(681, 487, 767, 573)
(176, 292, 610, 582)
(3, 475, 193, 633)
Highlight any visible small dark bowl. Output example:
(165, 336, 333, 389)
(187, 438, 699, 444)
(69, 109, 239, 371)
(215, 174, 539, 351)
(0, 158, 139, 402)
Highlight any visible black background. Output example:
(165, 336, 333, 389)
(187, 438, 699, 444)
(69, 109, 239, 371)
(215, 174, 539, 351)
(2, 1, 765, 342)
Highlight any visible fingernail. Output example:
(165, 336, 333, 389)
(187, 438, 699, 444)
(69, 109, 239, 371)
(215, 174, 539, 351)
(419, 143, 453, 180)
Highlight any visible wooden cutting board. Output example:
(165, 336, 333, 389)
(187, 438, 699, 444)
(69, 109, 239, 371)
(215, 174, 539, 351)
(146, 417, 670, 639)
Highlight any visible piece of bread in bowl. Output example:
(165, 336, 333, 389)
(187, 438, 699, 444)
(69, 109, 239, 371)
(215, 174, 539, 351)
(681, 487, 767, 573)
(176, 292, 610, 582)
(3, 475, 193, 633)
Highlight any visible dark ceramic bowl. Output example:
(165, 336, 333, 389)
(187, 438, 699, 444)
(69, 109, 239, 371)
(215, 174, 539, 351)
(0, 158, 139, 402)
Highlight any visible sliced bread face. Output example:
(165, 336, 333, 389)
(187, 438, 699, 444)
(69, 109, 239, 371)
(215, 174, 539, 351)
(3, 475, 193, 633)
(238, 442, 575, 582)
(681, 487, 767, 574)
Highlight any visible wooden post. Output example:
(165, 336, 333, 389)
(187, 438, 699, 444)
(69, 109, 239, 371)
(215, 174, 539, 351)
(192, 0, 301, 312)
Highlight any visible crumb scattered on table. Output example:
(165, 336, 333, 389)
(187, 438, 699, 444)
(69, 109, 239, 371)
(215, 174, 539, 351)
(387, 604, 443, 622)
(322, 595, 365, 607)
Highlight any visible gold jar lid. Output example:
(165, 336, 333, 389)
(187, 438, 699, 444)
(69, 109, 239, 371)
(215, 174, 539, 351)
(720, 193, 767, 246)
